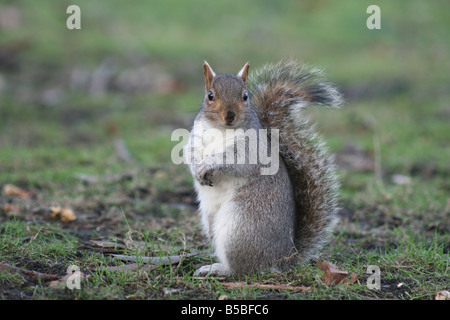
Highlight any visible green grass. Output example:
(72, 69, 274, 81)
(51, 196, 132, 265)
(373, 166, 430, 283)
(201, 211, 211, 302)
(0, 209, 448, 299)
(0, 0, 448, 300)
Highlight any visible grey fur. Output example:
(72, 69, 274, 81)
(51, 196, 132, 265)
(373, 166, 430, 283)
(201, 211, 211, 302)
(249, 60, 342, 260)
(187, 60, 342, 276)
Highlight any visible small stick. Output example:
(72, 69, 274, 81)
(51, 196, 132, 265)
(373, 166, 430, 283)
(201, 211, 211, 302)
(0, 263, 60, 281)
(221, 282, 313, 292)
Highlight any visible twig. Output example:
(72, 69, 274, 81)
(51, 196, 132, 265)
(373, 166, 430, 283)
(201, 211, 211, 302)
(111, 252, 197, 265)
(99, 263, 157, 272)
(0, 263, 60, 281)
(221, 282, 313, 292)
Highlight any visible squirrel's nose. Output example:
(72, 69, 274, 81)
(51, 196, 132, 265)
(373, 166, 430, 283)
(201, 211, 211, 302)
(225, 111, 236, 124)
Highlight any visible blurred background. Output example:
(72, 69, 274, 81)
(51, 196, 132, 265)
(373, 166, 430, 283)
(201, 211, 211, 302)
(0, 0, 448, 203)
(0, 1, 448, 300)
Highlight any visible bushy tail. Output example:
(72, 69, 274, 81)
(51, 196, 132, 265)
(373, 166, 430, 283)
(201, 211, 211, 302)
(248, 60, 342, 260)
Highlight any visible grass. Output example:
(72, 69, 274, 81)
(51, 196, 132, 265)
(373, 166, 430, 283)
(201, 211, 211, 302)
(0, 0, 449, 301)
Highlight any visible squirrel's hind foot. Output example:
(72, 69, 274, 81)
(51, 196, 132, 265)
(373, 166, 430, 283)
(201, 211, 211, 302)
(195, 263, 230, 277)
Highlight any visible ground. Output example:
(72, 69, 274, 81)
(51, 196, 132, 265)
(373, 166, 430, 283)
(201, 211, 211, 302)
(0, 1, 448, 300)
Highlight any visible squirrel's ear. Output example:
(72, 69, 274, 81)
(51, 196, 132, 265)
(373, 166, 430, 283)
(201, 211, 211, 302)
(203, 61, 216, 91)
(237, 62, 250, 84)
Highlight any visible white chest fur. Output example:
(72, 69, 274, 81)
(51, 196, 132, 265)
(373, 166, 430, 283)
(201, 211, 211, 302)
(184, 119, 248, 236)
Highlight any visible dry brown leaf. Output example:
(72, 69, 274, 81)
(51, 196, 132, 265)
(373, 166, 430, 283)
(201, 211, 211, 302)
(2, 184, 32, 198)
(317, 259, 358, 286)
(350, 272, 359, 284)
(49, 206, 77, 222)
(341, 272, 359, 285)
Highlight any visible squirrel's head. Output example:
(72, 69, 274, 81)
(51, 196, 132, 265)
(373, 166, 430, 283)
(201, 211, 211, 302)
(202, 61, 250, 128)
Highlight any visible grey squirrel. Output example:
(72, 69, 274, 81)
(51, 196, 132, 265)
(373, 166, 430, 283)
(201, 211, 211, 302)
(184, 60, 342, 276)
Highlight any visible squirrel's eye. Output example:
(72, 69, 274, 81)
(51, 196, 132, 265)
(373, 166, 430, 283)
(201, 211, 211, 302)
(243, 91, 248, 101)
(208, 91, 215, 101)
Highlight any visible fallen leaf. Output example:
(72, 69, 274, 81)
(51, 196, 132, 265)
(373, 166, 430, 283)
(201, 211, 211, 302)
(350, 272, 359, 284)
(49, 206, 77, 222)
(342, 272, 359, 285)
(317, 259, 358, 286)
(2, 184, 32, 198)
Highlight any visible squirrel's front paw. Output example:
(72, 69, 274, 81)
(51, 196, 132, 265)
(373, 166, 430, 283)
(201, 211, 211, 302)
(195, 161, 215, 187)
(200, 170, 214, 186)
